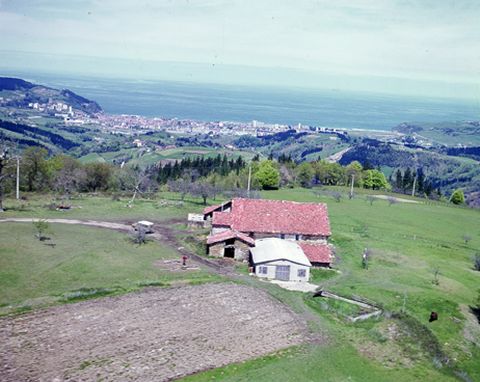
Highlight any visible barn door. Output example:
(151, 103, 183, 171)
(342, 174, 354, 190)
(275, 265, 290, 281)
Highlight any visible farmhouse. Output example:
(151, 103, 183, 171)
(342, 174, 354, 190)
(204, 198, 334, 280)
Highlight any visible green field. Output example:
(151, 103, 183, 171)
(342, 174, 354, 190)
(1, 188, 479, 380)
(79, 145, 258, 166)
(182, 188, 480, 381)
(0, 192, 209, 221)
(0, 222, 219, 315)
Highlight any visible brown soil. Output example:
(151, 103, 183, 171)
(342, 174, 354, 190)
(0, 283, 306, 382)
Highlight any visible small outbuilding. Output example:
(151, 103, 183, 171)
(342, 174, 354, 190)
(250, 238, 311, 282)
(206, 230, 255, 261)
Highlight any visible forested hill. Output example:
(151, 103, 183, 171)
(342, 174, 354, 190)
(0, 77, 102, 115)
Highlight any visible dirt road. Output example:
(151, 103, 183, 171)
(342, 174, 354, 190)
(0, 283, 306, 382)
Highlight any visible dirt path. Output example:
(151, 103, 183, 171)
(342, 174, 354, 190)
(371, 195, 420, 204)
(326, 146, 351, 163)
(0, 218, 133, 232)
(0, 283, 307, 382)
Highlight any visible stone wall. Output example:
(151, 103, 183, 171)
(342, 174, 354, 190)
(207, 240, 251, 261)
(234, 240, 251, 261)
(208, 243, 224, 257)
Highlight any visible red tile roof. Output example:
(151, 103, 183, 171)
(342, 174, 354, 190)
(212, 211, 232, 226)
(299, 243, 333, 264)
(203, 204, 221, 215)
(212, 198, 331, 236)
(207, 230, 255, 246)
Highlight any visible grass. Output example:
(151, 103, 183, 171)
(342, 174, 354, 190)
(179, 187, 480, 381)
(1, 187, 479, 380)
(0, 192, 214, 221)
(0, 222, 220, 314)
(180, 342, 456, 382)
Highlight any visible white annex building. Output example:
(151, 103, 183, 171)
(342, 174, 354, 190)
(250, 238, 312, 282)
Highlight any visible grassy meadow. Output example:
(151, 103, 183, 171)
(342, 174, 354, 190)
(0, 222, 220, 315)
(0, 187, 479, 380)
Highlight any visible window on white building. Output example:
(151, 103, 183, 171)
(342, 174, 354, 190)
(297, 269, 306, 277)
(258, 266, 268, 274)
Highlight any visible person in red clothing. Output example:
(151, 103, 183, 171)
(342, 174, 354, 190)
(182, 255, 188, 267)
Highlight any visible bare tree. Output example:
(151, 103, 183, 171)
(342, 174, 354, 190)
(117, 166, 152, 208)
(387, 196, 398, 206)
(191, 181, 214, 205)
(224, 187, 260, 199)
(462, 235, 472, 245)
(473, 253, 480, 271)
(432, 267, 441, 285)
(331, 191, 342, 203)
(362, 248, 371, 269)
(0, 146, 14, 212)
(168, 178, 190, 201)
(131, 225, 148, 245)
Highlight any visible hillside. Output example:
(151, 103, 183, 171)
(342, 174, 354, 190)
(0, 77, 102, 115)
(339, 140, 480, 203)
(1, 189, 479, 381)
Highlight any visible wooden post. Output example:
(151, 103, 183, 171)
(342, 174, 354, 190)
(247, 165, 251, 198)
(350, 173, 355, 199)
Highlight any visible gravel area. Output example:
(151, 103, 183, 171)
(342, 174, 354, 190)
(0, 283, 306, 382)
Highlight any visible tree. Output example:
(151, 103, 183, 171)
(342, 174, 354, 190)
(331, 191, 342, 203)
(473, 253, 480, 272)
(395, 169, 403, 190)
(132, 225, 148, 245)
(0, 146, 15, 212)
(254, 160, 280, 190)
(387, 196, 398, 206)
(363, 169, 389, 190)
(432, 267, 440, 285)
(295, 162, 314, 188)
(52, 156, 83, 199)
(33, 219, 50, 241)
(402, 167, 413, 193)
(191, 180, 214, 205)
(345, 161, 363, 186)
(450, 189, 465, 205)
(83, 163, 113, 192)
(116, 166, 152, 207)
(168, 178, 190, 201)
(21, 147, 49, 192)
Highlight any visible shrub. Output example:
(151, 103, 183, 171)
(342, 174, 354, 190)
(474, 254, 480, 271)
(450, 189, 465, 205)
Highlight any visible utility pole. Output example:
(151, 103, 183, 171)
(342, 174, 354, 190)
(16, 156, 20, 200)
(247, 165, 251, 198)
(411, 174, 417, 197)
(349, 173, 355, 199)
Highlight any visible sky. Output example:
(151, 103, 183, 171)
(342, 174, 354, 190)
(0, 0, 479, 99)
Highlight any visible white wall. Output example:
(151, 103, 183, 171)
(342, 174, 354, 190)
(255, 260, 310, 282)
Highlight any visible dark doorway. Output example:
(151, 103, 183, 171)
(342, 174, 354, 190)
(224, 246, 235, 258)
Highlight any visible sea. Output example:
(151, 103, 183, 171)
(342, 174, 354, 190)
(4, 70, 479, 131)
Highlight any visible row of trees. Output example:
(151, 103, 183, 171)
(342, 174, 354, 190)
(1, 145, 465, 208)
(391, 167, 437, 197)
